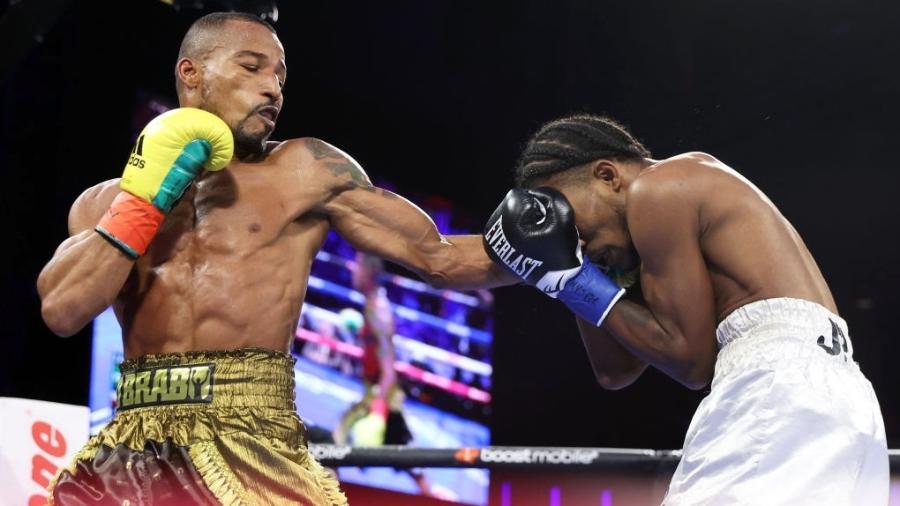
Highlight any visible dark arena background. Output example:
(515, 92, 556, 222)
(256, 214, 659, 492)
(1, 0, 899, 505)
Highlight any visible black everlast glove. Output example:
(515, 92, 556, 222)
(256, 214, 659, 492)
(483, 187, 625, 325)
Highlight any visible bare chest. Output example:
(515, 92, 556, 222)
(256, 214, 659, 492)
(143, 166, 311, 264)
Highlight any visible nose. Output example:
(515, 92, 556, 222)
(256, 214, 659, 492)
(261, 74, 282, 104)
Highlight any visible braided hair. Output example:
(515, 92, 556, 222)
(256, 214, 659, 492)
(515, 114, 650, 187)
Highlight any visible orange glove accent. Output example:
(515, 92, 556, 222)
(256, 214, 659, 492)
(95, 192, 165, 259)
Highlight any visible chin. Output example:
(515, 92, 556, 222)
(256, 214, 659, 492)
(235, 132, 270, 156)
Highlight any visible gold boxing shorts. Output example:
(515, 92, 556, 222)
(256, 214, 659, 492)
(49, 348, 347, 506)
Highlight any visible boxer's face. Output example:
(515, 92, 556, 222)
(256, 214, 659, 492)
(188, 20, 286, 156)
(553, 163, 640, 274)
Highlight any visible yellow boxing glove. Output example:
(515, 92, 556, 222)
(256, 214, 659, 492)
(96, 108, 234, 258)
(121, 107, 233, 210)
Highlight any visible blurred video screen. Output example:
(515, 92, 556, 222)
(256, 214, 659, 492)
(90, 183, 493, 505)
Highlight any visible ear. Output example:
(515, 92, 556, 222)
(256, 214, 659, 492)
(591, 160, 623, 191)
(175, 58, 201, 92)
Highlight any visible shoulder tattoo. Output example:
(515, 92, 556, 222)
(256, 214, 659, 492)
(304, 138, 397, 199)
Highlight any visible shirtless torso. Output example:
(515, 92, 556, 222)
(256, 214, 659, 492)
(504, 115, 886, 506)
(545, 152, 838, 389)
(40, 138, 506, 358)
(635, 152, 836, 321)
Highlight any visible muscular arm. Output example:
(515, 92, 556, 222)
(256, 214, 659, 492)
(37, 180, 134, 336)
(576, 316, 648, 390)
(600, 171, 718, 390)
(305, 138, 516, 289)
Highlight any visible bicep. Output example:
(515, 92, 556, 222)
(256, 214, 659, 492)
(629, 185, 718, 375)
(639, 235, 717, 349)
(302, 137, 508, 288)
(303, 138, 444, 273)
(326, 188, 510, 289)
(326, 185, 441, 272)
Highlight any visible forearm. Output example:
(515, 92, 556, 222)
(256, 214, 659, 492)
(576, 317, 648, 389)
(422, 234, 518, 290)
(324, 180, 517, 291)
(602, 300, 712, 389)
(37, 231, 133, 336)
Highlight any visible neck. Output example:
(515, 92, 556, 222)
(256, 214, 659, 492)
(235, 142, 273, 163)
(619, 159, 653, 192)
(234, 145, 256, 162)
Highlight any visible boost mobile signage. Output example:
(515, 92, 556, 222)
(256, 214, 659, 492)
(479, 447, 601, 465)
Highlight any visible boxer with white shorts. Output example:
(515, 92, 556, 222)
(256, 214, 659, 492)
(667, 298, 886, 504)
(483, 114, 888, 505)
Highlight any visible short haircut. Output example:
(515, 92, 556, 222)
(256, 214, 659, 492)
(177, 12, 276, 60)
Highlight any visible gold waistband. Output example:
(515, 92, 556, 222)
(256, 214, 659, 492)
(55, 350, 350, 505)
(116, 347, 297, 412)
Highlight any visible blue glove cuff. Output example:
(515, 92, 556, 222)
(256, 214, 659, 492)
(558, 262, 626, 326)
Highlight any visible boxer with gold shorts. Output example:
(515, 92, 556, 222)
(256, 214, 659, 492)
(38, 12, 512, 504)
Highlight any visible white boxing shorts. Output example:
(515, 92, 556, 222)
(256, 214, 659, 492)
(664, 298, 888, 506)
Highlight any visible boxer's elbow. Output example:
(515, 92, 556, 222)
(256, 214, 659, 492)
(37, 276, 72, 336)
(421, 265, 489, 291)
(40, 297, 84, 337)
(415, 234, 498, 290)
(679, 374, 711, 391)
(420, 268, 452, 289)
(672, 361, 713, 391)
(39, 286, 92, 337)
(665, 336, 716, 390)
(406, 239, 450, 288)
(594, 362, 648, 391)
(596, 372, 638, 391)
(417, 250, 462, 289)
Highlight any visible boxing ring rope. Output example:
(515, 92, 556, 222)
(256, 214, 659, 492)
(310, 445, 900, 472)
(295, 326, 492, 403)
(306, 275, 493, 344)
(299, 304, 493, 376)
(310, 444, 681, 471)
(314, 250, 483, 308)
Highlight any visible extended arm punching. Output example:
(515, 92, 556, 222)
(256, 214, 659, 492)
(306, 138, 516, 290)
